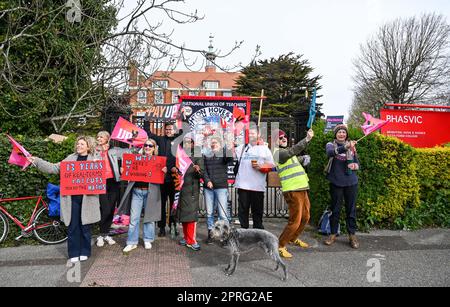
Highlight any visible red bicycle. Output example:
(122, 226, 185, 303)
(0, 193, 68, 244)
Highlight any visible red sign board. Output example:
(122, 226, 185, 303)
(380, 109, 450, 148)
(121, 154, 167, 184)
(60, 161, 106, 196)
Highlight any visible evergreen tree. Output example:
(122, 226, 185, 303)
(235, 53, 322, 119)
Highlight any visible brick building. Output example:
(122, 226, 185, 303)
(128, 37, 242, 129)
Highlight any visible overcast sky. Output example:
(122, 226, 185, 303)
(123, 0, 450, 121)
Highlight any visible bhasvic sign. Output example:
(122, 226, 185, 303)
(380, 107, 450, 148)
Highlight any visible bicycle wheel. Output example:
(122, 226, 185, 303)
(0, 211, 9, 244)
(33, 207, 68, 244)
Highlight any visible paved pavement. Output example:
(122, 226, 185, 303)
(0, 218, 449, 287)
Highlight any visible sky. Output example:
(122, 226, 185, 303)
(122, 0, 450, 120)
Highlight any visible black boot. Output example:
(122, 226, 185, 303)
(158, 227, 166, 237)
(205, 230, 213, 244)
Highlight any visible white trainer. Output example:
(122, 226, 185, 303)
(144, 242, 152, 250)
(123, 245, 137, 253)
(104, 236, 116, 246)
(80, 256, 88, 261)
(70, 257, 79, 263)
(96, 236, 105, 247)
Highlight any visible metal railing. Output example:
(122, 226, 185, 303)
(198, 184, 289, 218)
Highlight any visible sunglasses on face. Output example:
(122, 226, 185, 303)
(144, 143, 154, 148)
(279, 135, 287, 140)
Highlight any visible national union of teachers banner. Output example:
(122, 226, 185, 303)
(179, 96, 251, 145)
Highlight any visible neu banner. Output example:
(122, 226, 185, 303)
(380, 109, 450, 148)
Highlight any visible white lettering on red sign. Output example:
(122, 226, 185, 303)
(386, 115, 423, 124)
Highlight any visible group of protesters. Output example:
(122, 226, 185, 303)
(27, 116, 360, 263)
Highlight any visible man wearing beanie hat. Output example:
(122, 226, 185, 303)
(273, 128, 314, 258)
(324, 124, 360, 249)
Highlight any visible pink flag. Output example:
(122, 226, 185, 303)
(6, 134, 32, 170)
(111, 117, 148, 147)
(172, 145, 193, 211)
(361, 112, 389, 136)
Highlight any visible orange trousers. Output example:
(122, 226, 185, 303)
(279, 191, 311, 248)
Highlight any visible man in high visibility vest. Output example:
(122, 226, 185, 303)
(273, 128, 314, 258)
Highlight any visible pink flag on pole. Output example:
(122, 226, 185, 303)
(6, 134, 32, 170)
(172, 145, 193, 211)
(361, 112, 389, 136)
(111, 117, 148, 147)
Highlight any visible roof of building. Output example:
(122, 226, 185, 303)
(145, 69, 242, 89)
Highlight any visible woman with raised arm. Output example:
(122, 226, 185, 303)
(28, 136, 101, 263)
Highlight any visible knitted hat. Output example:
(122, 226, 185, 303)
(333, 124, 348, 138)
(272, 129, 287, 139)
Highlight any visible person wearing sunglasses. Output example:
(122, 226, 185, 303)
(143, 119, 184, 237)
(272, 128, 314, 259)
(119, 139, 168, 253)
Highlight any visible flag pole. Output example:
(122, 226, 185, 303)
(356, 134, 369, 143)
(257, 89, 265, 128)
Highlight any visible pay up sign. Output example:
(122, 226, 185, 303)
(121, 154, 167, 184)
(60, 161, 106, 196)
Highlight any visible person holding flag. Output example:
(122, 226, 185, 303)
(173, 133, 204, 251)
(273, 128, 314, 258)
(324, 124, 360, 249)
(26, 136, 101, 263)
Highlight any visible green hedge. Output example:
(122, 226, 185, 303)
(307, 121, 450, 231)
(0, 134, 76, 246)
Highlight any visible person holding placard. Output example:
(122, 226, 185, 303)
(95, 131, 131, 248)
(27, 136, 101, 263)
(120, 139, 168, 253)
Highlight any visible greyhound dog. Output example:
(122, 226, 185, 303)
(210, 220, 287, 281)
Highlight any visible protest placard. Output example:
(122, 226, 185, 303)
(60, 161, 106, 196)
(121, 154, 167, 184)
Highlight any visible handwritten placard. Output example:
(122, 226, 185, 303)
(60, 161, 106, 196)
(121, 154, 167, 184)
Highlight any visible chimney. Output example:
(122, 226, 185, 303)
(128, 60, 138, 87)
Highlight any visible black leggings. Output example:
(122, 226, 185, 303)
(98, 179, 121, 235)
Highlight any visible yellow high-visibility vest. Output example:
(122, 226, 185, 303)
(274, 149, 309, 192)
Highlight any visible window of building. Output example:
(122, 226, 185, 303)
(222, 91, 232, 97)
(188, 91, 199, 96)
(205, 91, 216, 96)
(154, 90, 164, 104)
(152, 80, 168, 89)
(171, 90, 180, 103)
(202, 81, 219, 89)
(137, 90, 147, 104)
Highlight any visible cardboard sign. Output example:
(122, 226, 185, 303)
(121, 154, 167, 184)
(60, 161, 106, 196)
(381, 109, 450, 148)
(146, 103, 182, 122)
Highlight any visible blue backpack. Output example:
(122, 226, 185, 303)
(46, 183, 60, 217)
(318, 209, 340, 235)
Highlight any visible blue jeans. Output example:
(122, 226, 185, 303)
(204, 188, 229, 230)
(127, 188, 155, 245)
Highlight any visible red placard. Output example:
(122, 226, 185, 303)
(380, 109, 450, 148)
(121, 154, 167, 184)
(60, 161, 106, 196)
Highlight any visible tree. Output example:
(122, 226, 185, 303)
(235, 53, 322, 118)
(0, 0, 242, 135)
(351, 13, 450, 120)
